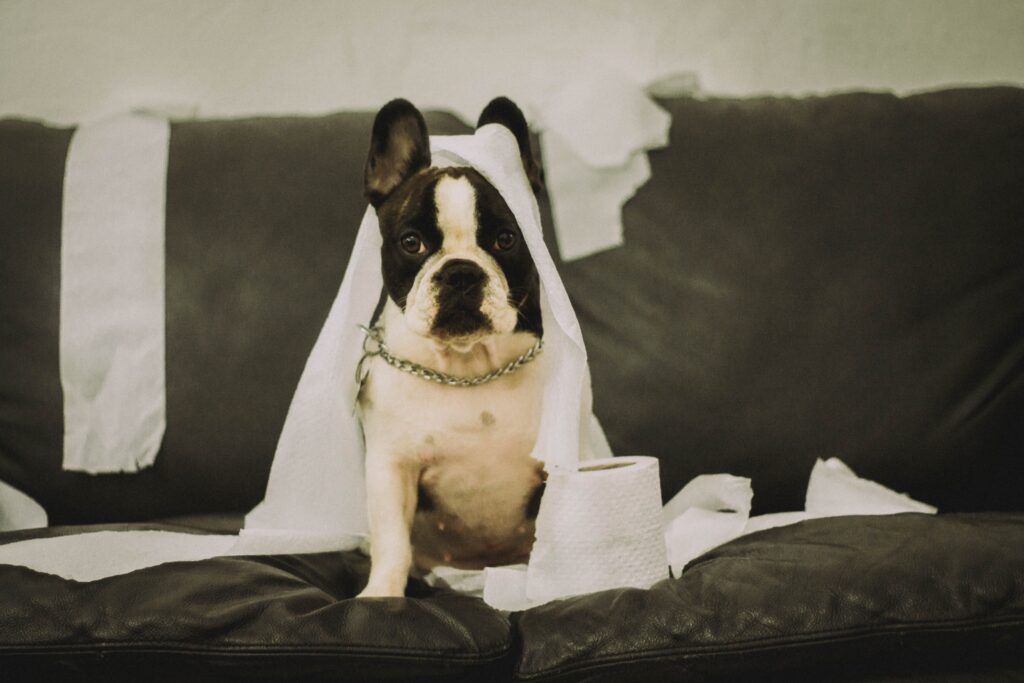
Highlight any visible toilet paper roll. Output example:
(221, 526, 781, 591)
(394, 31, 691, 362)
(526, 456, 668, 603)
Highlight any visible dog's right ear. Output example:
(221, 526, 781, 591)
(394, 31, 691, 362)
(364, 99, 431, 208)
(477, 97, 542, 194)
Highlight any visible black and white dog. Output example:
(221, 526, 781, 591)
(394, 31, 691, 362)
(356, 98, 548, 598)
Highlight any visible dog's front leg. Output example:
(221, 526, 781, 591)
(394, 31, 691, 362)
(357, 451, 419, 598)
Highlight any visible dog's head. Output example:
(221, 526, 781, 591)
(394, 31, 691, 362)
(364, 97, 543, 348)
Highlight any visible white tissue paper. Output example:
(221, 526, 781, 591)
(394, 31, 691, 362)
(0, 531, 237, 582)
(805, 457, 938, 516)
(538, 69, 672, 261)
(422, 565, 488, 596)
(0, 123, 613, 586)
(662, 474, 752, 576)
(0, 479, 47, 532)
(660, 458, 938, 576)
(60, 113, 169, 474)
(482, 565, 532, 611)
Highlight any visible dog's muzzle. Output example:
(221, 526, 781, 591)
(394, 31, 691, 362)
(431, 259, 491, 337)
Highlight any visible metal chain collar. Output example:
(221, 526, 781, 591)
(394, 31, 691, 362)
(358, 324, 543, 388)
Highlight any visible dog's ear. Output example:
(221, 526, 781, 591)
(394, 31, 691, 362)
(477, 97, 542, 194)
(365, 99, 431, 208)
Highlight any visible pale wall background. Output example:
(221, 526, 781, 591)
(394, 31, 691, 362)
(2, 0, 1023, 126)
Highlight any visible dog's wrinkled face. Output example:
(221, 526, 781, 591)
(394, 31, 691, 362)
(365, 98, 543, 346)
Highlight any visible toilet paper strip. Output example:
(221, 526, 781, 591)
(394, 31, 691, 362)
(60, 113, 169, 473)
(0, 531, 238, 582)
(540, 71, 671, 169)
(662, 474, 753, 576)
(542, 133, 653, 261)
(661, 473, 754, 527)
(538, 70, 672, 262)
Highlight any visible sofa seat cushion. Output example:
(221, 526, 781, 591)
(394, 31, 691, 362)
(0, 524, 512, 682)
(4, 514, 1024, 682)
(513, 513, 1024, 682)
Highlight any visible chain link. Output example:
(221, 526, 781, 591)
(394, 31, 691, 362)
(358, 325, 543, 387)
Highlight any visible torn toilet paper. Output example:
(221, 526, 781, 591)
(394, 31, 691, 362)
(662, 474, 752, 575)
(805, 457, 938, 516)
(60, 113, 169, 474)
(0, 479, 47, 533)
(538, 70, 673, 261)
(661, 457, 938, 577)
(446, 457, 936, 610)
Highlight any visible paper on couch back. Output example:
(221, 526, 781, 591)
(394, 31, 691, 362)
(60, 113, 168, 473)
(3, 122, 615, 583)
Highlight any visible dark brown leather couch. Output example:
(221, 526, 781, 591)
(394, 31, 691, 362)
(2, 88, 1023, 681)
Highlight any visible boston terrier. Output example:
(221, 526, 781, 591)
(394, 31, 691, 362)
(356, 97, 548, 598)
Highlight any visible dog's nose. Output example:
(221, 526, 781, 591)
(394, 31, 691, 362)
(435, 259, 487, 292)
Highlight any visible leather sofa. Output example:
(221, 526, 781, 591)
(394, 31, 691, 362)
(2, 87, 1023, 681)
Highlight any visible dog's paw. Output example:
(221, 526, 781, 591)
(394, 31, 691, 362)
(356, 578, 407, 598)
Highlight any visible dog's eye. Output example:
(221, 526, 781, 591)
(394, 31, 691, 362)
(400, 232, 425, 254)
(494, 230, 517, 251)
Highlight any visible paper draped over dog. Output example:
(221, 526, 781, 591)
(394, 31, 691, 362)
(243, 124, 612, 547)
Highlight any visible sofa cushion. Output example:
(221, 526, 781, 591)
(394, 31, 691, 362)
(0, 525, 512, 682)
(3, 514, 1022, 681)
(558, 87, 1024, 513)
(513, 513, 1024, 682)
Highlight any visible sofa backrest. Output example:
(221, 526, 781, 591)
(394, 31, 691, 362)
(568, 88, 1024, 514)
(1, 88, 1021, 524)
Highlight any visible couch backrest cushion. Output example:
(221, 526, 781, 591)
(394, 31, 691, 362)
(559, 88, 1024, 513)
(1, 89, 1021, 523)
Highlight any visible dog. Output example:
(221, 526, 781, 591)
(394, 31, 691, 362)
(356, 97, 548, 598)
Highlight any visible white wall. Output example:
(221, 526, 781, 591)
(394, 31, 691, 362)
(2, 0, 1023, 125)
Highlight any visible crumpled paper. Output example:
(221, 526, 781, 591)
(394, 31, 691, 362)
(663, 457, 938, 575)
(537, 69, 673, 261)
(662, 474, 753, 575)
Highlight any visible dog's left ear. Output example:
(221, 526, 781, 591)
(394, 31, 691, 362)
(477, 97, 543, 194)
(365, 98, 431, 208)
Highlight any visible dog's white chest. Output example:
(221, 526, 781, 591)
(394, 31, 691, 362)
(359, 346, 546, 570)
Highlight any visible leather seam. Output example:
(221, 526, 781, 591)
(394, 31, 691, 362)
(0, 641, 512, 663)
(512, 614, 1024, 680)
